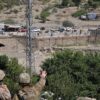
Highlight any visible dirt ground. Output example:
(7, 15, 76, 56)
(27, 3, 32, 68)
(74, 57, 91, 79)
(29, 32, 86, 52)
(0, 1, 100, 28)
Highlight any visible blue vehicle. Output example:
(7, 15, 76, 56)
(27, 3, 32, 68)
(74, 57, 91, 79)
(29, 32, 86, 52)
(87, 12, 97, 20)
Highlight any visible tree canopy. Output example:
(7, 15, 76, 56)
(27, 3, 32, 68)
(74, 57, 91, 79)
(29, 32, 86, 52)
(42, 50, 100, 100)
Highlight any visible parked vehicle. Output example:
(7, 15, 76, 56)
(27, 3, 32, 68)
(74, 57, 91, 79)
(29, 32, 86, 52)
(31, 27, 40, 32)
(0, 29, 4, 34)
(18, 28, 27, 32)
(79, 15, 87, 20)
(87, 12, 97, 20)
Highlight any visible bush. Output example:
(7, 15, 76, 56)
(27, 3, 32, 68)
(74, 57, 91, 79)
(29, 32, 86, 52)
(0, 3, 4, 10)
(12, 9, 18, 14)
(35, 15, 40, 19)
(40, 8, 50, 23)
(61, 0, 78, 7)
(72, 0, 81, 6)
(62, 20, 74, 27)
(87, 0, 100, 9)
(3, 19, 16, 24)
(0, 55, 8, 70)
(0, 0, 24, 9)
(42, 50, 100, 100)
(0, 55, 24, 95)
(72, 10, 87, 17)
(61, 0, 69, 7)
(52, 8, 58, 13)
(92, 2, 99, 9)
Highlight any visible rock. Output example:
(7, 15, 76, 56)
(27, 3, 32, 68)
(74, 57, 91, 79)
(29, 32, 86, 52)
(77, 97, 96, 100)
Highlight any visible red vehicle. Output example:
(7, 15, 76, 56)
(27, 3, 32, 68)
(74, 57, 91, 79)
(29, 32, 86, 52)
(18, 28, 27, 32)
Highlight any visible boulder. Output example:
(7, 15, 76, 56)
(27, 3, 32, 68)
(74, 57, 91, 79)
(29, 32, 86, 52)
(77, 97, 96, 100)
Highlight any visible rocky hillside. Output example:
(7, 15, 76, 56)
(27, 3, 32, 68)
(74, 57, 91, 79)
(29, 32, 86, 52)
(0, 0, 21, 9)
(0, 0, 99, 27)
(0, 0, 59, 24)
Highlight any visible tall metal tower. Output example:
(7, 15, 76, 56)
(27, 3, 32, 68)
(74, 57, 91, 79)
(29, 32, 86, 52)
(26, 0, 33, 76)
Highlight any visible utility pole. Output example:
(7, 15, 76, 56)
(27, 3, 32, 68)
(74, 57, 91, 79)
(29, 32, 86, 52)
(26, 0, 33, 76)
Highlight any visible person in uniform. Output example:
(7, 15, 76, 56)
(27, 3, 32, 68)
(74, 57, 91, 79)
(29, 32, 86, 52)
(13, 70, 47, 100)
(0, 69, 11, 100)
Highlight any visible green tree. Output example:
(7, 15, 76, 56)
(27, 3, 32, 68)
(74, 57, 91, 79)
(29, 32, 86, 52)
(42, 50, 100, 100)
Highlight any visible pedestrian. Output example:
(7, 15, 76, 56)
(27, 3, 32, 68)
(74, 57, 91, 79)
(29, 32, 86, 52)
(0, 69, 11, 100)
(13, 70, 47, 100)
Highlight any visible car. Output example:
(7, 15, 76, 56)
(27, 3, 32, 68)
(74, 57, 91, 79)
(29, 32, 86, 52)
(31, 27, 40, 32)
(0, 29, 4, 34)
(66, 27, 72, 31)
(79, 15, 87, 20)
(58, 27, 65, 32)
(18, 28, 27, 32)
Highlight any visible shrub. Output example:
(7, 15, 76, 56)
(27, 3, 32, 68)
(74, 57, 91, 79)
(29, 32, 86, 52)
(61, 0, 77, 7)
(62, 20, 74, 27)
(92, 2, 99, 9)
(87, 0, 100, 9)
(40, 8, 50, 23)
(3, 19, 16, 24)
(52, 8, 58, 13)
(72, 0, 81, 6)
(0, 0, 23, 9)
(12, 9, 19, 14)
(42, 50, 100, 100)
(0, 55, 24, 95)
(35, 15, 40, 19)
(40, 27, 45, 30)
(0, 3, 4, 10)
(0, 55, 8, 70)
(61, 0, 69, 7)
(72, 10, 87, 17)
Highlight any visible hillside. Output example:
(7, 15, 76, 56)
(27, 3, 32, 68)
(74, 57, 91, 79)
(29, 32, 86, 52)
(0, 0, 100, 27)
(0, 0, 21, 9)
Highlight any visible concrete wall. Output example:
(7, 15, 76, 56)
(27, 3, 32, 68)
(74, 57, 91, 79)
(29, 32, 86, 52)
(0, 36, 25, 53)
(0, 35, 100, 53)
(0, 36, 26, 66)
(0, 35, 100, 68)
(36, 35, 100, 50)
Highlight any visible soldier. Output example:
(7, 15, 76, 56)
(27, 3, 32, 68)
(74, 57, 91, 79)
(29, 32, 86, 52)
(13, 70, 47, 100)
(0, 69, 11, 100)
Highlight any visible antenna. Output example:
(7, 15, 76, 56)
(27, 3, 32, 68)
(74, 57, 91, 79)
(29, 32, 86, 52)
(26, 0, 33, 76)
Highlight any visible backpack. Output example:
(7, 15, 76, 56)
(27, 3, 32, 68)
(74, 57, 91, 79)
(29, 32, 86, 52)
(17, 87, 36, 100)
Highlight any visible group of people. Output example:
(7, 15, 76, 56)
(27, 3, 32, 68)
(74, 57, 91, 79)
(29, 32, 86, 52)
(0, 69, 47, 100)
